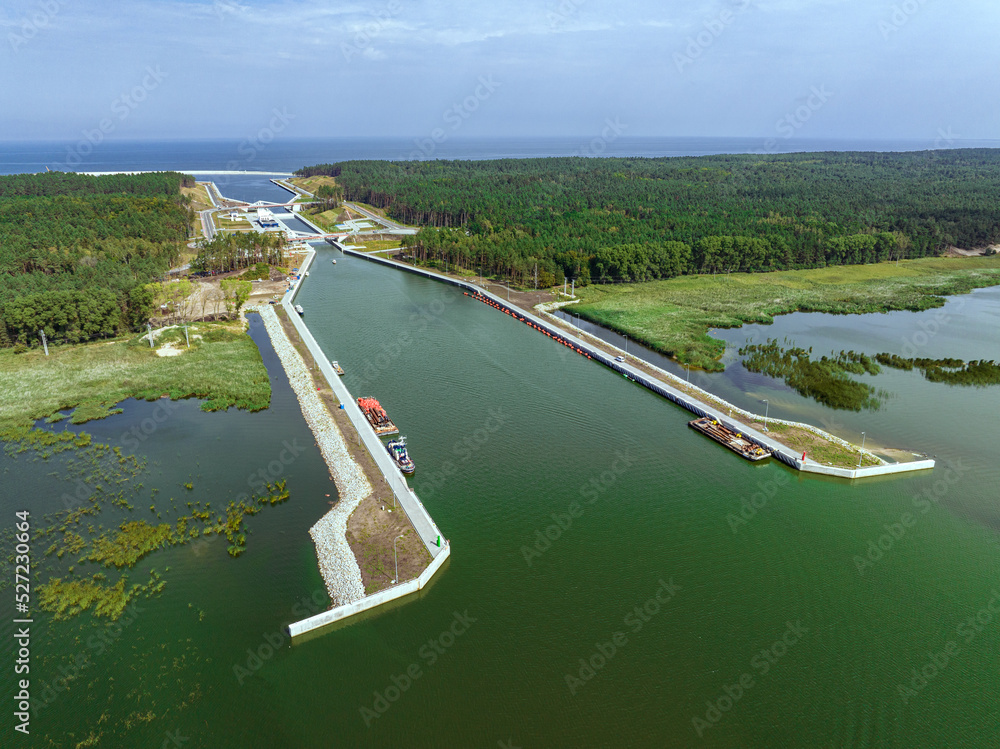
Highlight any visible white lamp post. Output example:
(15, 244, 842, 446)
(858, 432, 866, 468)
(762, 399, 769, 432)
(391, 533, 405, 584)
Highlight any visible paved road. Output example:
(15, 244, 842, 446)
(344, 202, 411, 232)
(199, 209, 216, 240)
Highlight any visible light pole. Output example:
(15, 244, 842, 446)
(762, 399, 769, 432)
(858, 432, 866, 468)
(624, 334, 628, 357)
(392, 533, 405, 584)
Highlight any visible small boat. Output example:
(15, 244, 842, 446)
(332, 259, 337, 264)
(305, 271, 309, 277)
(295, 304, 304, 315)
(386, 437, 415, 474)
(331, 361, 345, 375)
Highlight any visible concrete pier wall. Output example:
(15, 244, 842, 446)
(273, 247, 450, 638)
(288, 542, 451, 638)
(343, 249, 935, 481)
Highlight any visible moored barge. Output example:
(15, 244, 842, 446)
(358, 397, 398, 436)
(688, 417, 771, 462)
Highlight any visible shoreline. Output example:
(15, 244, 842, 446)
(343, 249, 935, 480)
(255, 304, 369, 606)
(253, 245, 450, 638)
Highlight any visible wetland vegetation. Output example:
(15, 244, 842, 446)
(738, 340, 886, 411)
(0, 321, 271, 432)
(571, 256, 1000, 370)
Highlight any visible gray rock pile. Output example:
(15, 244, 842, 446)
(257, 305, 370, 606)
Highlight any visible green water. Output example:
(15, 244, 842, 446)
(4, 257, 1000, 747)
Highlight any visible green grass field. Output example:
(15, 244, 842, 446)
(573, 256, 1000, 370)
(0, 323, 271, 432)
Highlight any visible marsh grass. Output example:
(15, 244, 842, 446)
(573, 256, 1000, 370)
(877, 353, 1000, 386)
(739, 340, 887, 411)
(0, 320, 271, 431)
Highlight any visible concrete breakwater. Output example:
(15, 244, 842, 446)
(342, 249, 935, 480)
(256, 304, 369, 606)
(269, 246, 450, 637)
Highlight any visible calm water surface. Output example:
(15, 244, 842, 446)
(2, 189, 999, 747)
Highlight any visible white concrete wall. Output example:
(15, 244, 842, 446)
(283, 248, 448, 556)
(344, 250, 935, 481)
(289, 542, 451, 637)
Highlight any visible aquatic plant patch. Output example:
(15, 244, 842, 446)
(876, 354, 1000, 386)
(738, 340, 887, 411)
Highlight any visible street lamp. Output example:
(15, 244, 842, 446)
(858, 432, 866, 468)
(624, 334, 628, 357)
(762, 399, 769, 432)
(391, 533, 405, 584)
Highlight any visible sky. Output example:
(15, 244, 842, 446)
(1, 0, 997, 143)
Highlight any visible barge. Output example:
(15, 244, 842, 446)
(358, 397, 398, 436)
(688, 417, 771, 462)
(386, 437, 415, 474)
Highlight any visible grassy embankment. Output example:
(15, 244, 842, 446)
(573, 257, 1000, 372)
(0, 322, 270, 433)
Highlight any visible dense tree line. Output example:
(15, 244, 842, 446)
(191, 232, 285, 274)
(0, 172, 192, 348)
(297, 150, 1000, 285)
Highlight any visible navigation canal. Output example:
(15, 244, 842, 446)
(4, 248, 999, 747)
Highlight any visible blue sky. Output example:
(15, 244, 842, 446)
(1, 0, 997, 142)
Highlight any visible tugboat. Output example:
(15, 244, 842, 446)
(386, 437, 415, 474)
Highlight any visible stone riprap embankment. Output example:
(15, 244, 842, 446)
(256, 304, 369, 606)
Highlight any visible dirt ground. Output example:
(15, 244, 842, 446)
(275, 308, 431, 596)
